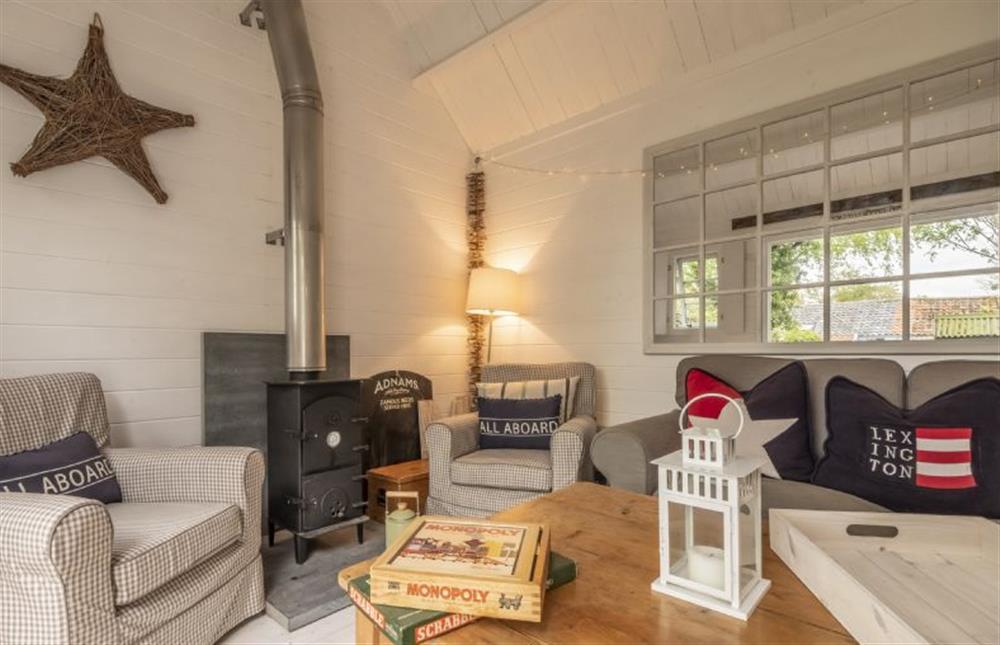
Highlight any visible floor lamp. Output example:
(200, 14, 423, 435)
(466, 267, 520, 363)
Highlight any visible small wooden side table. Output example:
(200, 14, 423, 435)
(366, 459, 429, 524)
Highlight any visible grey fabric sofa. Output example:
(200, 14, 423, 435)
(426, 362, 598, 517)
(0, 373, 264, 644)
(592, 356, 999, 512)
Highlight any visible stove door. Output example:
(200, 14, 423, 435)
(300, 464, 366, 531)
(301, 395, 366, 474)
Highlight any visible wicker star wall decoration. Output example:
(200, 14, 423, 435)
(0, 14, 194, 204)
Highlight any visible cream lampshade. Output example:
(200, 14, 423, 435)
(466, 267, 519, 316)
(465, 267, 520, 362)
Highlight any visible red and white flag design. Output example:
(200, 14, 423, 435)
(915, 427, 976, 489)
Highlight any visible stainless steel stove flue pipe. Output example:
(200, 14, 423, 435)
(258, 0, 326, 376)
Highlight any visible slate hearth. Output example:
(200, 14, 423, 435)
(263, 522, 386, 631)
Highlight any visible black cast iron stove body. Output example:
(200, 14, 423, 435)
(266, 378, 369, 563)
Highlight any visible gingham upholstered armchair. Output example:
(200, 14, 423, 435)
(426, 362, 598, 517)
(0, 373, 264, 644)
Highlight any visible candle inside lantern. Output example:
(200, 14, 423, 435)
(687, 545, 725, 589)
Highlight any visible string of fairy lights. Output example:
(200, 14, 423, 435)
(472, 68, 994, 180)
(478, 156, 652, 180)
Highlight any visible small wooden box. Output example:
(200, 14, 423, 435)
(366, 459, 429, 524)
(770, 509, 999, 644)
(369, 515, 551, 622)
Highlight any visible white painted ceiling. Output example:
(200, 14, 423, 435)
(384, 0, 891, 152)
(384, 0, 542, 73)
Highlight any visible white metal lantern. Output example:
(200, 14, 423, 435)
(650, 393, 771, 620)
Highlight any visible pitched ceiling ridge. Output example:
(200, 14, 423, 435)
(418, 0, 913, 156)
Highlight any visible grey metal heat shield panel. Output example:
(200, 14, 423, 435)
(202, 332, 349, 450)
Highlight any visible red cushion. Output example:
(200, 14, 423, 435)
(685, 369, 742, 419)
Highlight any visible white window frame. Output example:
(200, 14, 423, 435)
(643, 45, 1000, 355)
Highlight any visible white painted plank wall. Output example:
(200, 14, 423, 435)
(0, 0, 472, 447)
(481, 1, 1000, 428)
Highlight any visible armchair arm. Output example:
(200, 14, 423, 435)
(551, 415, 598, 489)
(104, 446, 264, 546)
(426, 413, 478, 499)
(592, 410, 681, 494)
(0, 493, 115, 645)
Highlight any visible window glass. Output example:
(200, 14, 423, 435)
(654, 146, 700, 202)
(705, 185, 757, 240)
(762, 169, 824, 232)
(705, 130, 758, 190)
(911, 203, 999, 274)
(676, 256, 701, 295)
(654, 298, 702, 341)
(767, 287, 823, 342)
(909, 275, 999, 341)
(830, 153, 903, 220)
(647, 59, 999, 349)
(654, 247, 699, 298)
(704, 256, 719, 293)
(910, 131, 1000, 202)
(911, 60, 1000, 143)
(830, 223, 903, 282)
(653, 196, 700, 248)
(706, 292, 759, 342)
(705, 239, 758, 290)
(831, 88, 903, 160)
(767, 234, 824, 287)
(831, 281, 903, 341)
(763, 111, 826, 175)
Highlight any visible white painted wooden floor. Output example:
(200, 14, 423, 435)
(221, 606, 355, 644)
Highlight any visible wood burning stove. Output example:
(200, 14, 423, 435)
(266, 378, 369, 563)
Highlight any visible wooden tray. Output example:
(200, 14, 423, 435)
(369, 515, 550, 622)
(770, 509, 999, 644)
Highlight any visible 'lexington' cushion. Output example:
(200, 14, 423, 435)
(477, 377, 579, 423)
(0, 431, 122, 503)
(685, 363, 814, 481)
(813, 376, 1000, 518)
(478, 395, 562, 450)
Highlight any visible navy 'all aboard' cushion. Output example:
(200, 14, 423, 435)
(0, 431, 122, 503)
(478, 395, 563, 450)
(813, 376, 1000, 518)
(685, 363, 814, 481)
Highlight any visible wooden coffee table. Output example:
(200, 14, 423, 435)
(338, 482, 852, 644)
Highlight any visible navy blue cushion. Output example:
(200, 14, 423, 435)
(0, 431, 122, 503)
(478, 395, 562, 450)
(685, 363, 813, 481)
(813, 377, 1000, 518)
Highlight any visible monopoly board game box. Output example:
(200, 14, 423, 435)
(368, 516, 551, 622)
(348, 552, 577, 645)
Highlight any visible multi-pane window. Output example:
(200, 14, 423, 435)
(646, 57, 1000, 351)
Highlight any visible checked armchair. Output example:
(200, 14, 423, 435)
(0, 373, 264, 644)
(426, 362, 598, 517)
